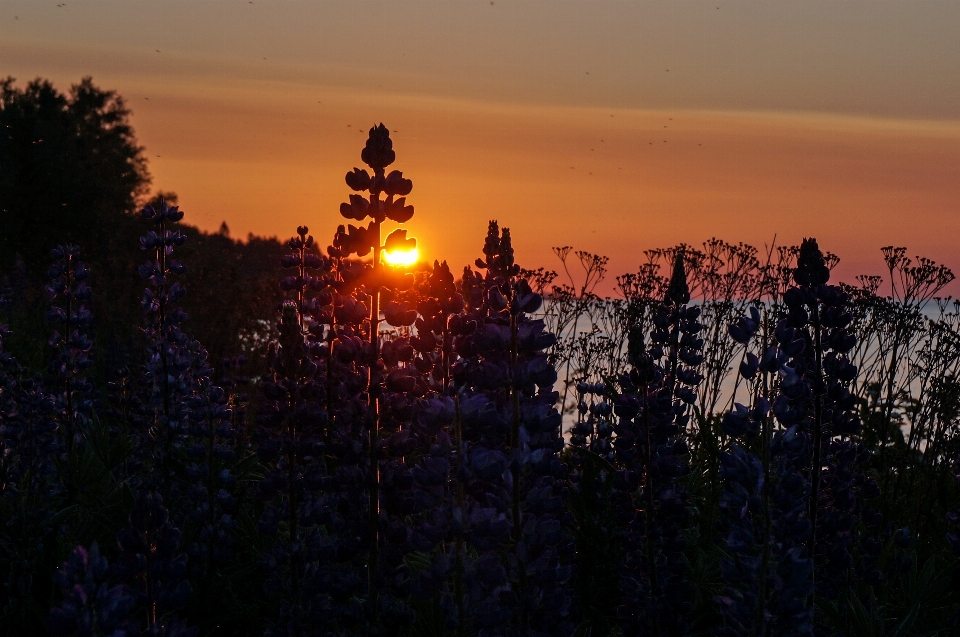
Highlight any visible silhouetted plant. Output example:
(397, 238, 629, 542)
(256, 225, 340, 635)
(445, 221, 573, 637)
(0, 315, 61, 629)
(47, 542, 138, 637)
(45, 245, 94, 456)
(714, 238, 887, 636)
(335, 123, 422, 631)
(610, 249, 702, 637)
(135, 197, 193, 499)
(113, 491, 197, 636)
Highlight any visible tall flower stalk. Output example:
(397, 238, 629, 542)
(256, 225, 338, 634)
(46, 244, 93, 456)
(613, 250, 701, 637)
(717, 238, 870, 635)
(137, 197, 191, 497)
(450, 221, 572, 636)
(337, 123, 416, 621)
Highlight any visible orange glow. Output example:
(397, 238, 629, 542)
(7, 22, 960, 296)
(383, 247, 419, 267)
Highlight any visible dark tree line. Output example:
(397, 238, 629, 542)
(1, 77, 286, 378)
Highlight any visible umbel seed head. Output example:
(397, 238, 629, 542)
(361, 123, 395, 171)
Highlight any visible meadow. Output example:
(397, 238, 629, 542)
(1, 78, 959, 637)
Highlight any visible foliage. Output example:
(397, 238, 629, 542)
(1, 100, 959, 637)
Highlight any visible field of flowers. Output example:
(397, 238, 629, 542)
(2, 125, 959, 637)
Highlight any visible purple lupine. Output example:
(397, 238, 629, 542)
(613, 249, 701, 637)
(134, 198, 247, 629)
(569, 381, 615, 459)
(449, 221, 573, 637)
(712, 294, 768, 630)
(257, 263, 333, 632)
(113, 490, 197, 637)
(715, 301, 775, 637)
(454, 224, 524, 636)
(717, 239, 871, 636)
(184, 365, 239, 580)
(564, 379, 622, 631)
(136, 197, 193, 497)
(47, 542, 139, 637)
(259, 225, 381, 635)
(715, 244, 816, 637)
(765, 423, 813, 637)
(0, 309, 62, 623)
(366, 261, 468, 634)
(782, 243, 881, 607)
(377, 260, 465, 633)
(368, 264, 457, 634)
(715, 444, 766, 636)
(300, 243, 373, 635)
(334, 124, 420, 628)
(415, 261, 464, 395)
(45, 244, 94, 455)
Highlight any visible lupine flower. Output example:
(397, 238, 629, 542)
(330, 124, 424, 632)
(47, 543, 139, 637)
(0, 308, 63, 626)
(113, 490, 197, 637)
(45, 244, 94, 453)
(184, 369, 239, 578)
(613, 249, 701, 637)
(134, 197, 196, 498)
(447, 221, 573, 637)
(716, 238, 874, 636)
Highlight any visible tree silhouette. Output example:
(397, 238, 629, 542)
(0, 76, 149, 270)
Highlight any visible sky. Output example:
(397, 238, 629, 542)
(3, 0, 960, 294)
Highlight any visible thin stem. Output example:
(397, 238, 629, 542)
(757, 308, 772, 637)
(63, 252, 74, 456)
(808, 298, 823, 590)
(642, 379, 659, 636)
(367, 194, 383, 621)
(157, 212, 172, 497)
(288, 391, 300, 606)
(509, 306, 528, 631)
(453, 394, 465, 637)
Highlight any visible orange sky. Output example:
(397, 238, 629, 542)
(3, 1, 959, 294)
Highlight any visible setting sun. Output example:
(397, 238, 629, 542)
(382, 247, 418, 267)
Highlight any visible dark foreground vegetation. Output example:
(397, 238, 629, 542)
(2, 78, 960, 637)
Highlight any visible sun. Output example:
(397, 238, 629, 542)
(383, 246, 419, 266)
